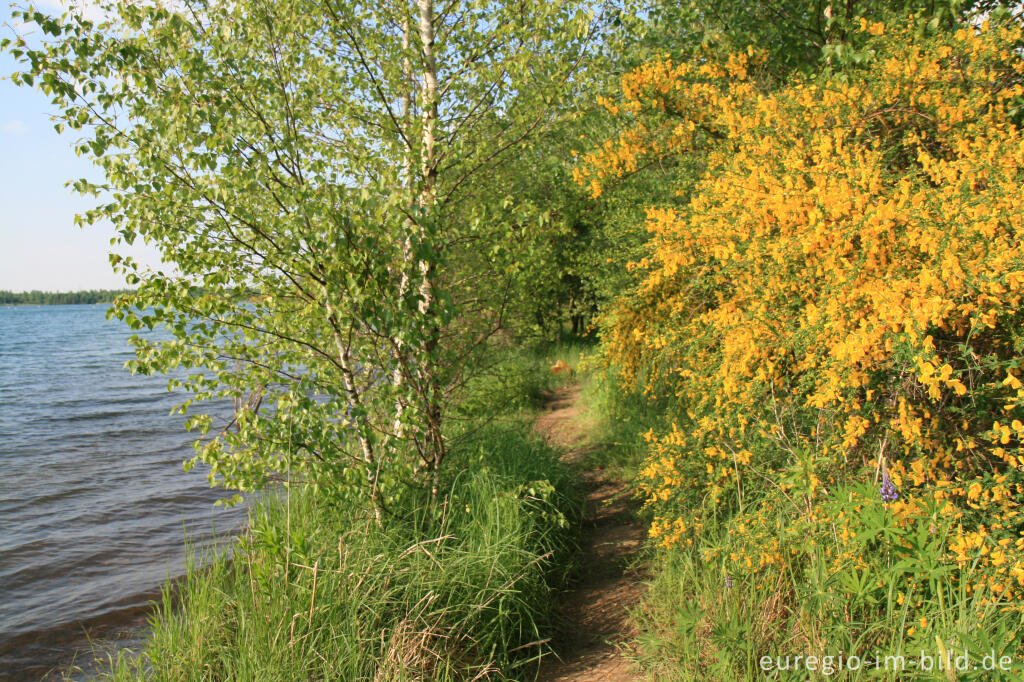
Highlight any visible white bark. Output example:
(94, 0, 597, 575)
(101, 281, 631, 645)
(323, 296, 382, 524)
(392, 13, 415, 438)
(417, 0, 444, 503)
(417, 0, 437, 319)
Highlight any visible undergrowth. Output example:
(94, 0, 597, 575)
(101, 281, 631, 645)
(575, 17, 1024, 682)
(98, 343, 585, 681)
(583, 372, 1024, 681)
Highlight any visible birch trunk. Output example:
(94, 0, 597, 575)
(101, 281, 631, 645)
(416, 0, 446, 503)
(392, 14, 415, 439)
(323, 297, 383, 524)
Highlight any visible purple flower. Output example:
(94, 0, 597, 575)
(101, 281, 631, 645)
(725, 575, 734, 588)
(880, 465, 899, 503)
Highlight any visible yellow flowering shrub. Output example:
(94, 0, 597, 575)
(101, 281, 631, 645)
(585, 20, 1024, 607)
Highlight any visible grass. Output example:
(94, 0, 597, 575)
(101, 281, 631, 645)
(96, 342, 586, 681)
(631, 519, 1024, 681)
(452, 333, 594, 422)
(574, 368, 665, 481)
(566, 365, 1024, 681)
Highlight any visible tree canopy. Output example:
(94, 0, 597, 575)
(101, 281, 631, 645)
(5, 0, 604, 516)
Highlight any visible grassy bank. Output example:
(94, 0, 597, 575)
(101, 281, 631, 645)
(571, 369, 1024, 681)
(100, 342, 589, 681)
(632, 529, 1024, 681)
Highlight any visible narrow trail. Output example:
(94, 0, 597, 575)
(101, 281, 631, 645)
(534, 383, 646, 682)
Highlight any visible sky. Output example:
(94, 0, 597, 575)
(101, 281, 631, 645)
(0, 1, 163, 293)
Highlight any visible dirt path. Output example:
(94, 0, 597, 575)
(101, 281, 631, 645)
(534, 383, 646, 682)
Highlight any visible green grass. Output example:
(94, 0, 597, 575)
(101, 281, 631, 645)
(573, 368, 666, 481)
(96, 342, 586, 681)
(565, 366, 1024, 681)
(452, 334, 594, 423)
(631, 517, 1024, 681)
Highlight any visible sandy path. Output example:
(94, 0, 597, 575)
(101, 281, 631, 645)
(534, 384, 646, 682)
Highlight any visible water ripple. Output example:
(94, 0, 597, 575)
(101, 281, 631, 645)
(0, 305, 248, 679)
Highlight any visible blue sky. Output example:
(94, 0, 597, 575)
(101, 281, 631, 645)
(1, 2, 163, 292)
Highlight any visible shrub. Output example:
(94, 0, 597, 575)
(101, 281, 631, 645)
(583, 17, 1024, 674)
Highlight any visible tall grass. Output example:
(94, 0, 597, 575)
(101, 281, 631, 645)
(100, 345, 584, 681)
(576, 367, 1024, 681)
(632, 510, 1024, 681)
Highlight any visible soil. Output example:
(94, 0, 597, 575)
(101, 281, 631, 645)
(533, 383, 647, 682)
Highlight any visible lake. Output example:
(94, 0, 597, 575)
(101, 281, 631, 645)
(0, 305, 249, 680)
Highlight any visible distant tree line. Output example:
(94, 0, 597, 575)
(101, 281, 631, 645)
(0, 289, 133, 305)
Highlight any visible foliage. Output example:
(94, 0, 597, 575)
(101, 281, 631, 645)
(10, 0, 1024, 675)
(613, 0, 1016, 76)
(0, 289, 132, 304)
(473, 121, 602, 341)
(3, 0, 600, 514)
(581, 15, 1024, 675)
(549, 1, 1011, 352)
(98, 345, 582, 680)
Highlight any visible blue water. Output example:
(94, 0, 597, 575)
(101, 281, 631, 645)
(0, 305, 249, 679)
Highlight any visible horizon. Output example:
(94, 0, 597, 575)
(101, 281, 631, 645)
(0, 286, 133, 295)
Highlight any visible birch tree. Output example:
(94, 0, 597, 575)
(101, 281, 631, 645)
(4, 0, 602, 516)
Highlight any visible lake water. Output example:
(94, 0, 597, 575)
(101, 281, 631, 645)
(0, 305, 249, 680)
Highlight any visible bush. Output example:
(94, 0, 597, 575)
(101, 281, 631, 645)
(584, 17, 1024, 678)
